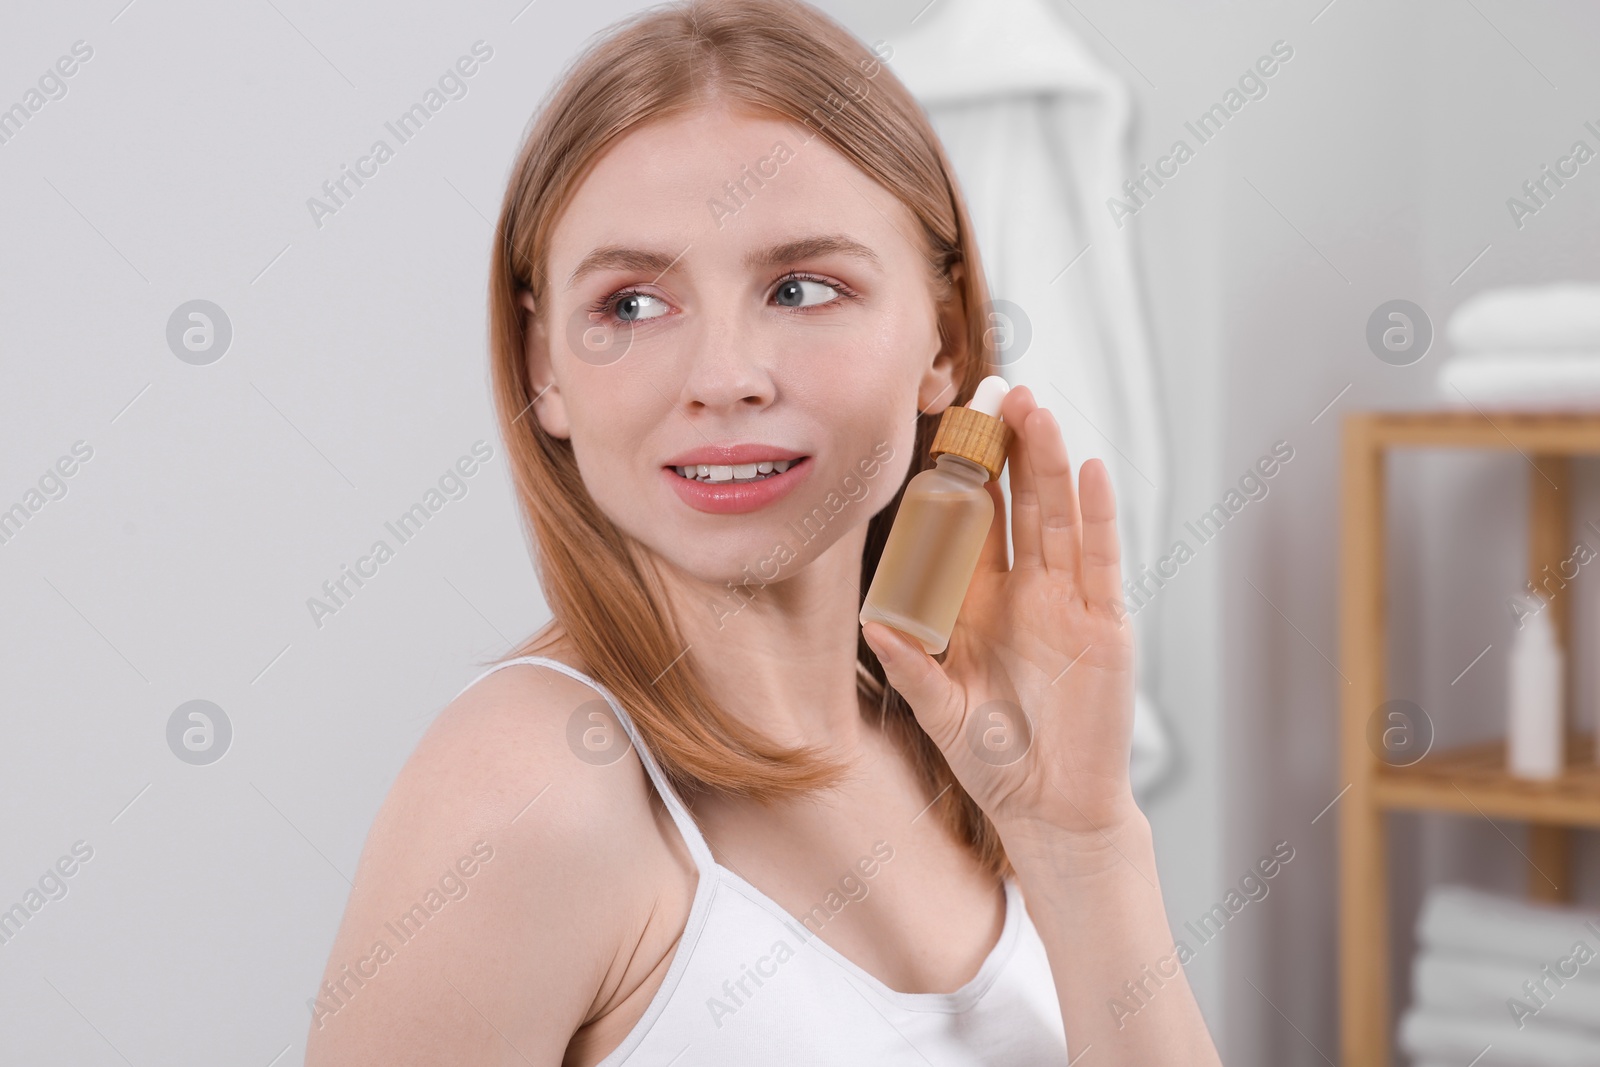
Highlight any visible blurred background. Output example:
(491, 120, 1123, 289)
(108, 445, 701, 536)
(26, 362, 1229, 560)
(4, 1, 1600, 1064)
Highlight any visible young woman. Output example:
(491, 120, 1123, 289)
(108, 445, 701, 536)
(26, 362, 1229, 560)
(306, 2, 1222, 1063)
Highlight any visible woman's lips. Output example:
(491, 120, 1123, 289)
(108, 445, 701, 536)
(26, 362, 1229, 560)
(663, 456, 813, 514)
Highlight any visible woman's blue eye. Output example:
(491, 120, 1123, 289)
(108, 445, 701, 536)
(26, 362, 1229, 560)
(600, 276, 844, 323)
(613, 292, 668, 322)
(774, 278, 840, 308)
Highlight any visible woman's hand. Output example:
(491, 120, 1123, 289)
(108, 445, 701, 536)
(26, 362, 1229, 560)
(862, 384, 1140, 854)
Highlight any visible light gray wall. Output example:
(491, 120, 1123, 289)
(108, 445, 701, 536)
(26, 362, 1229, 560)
(4, 1, 1598, 1065)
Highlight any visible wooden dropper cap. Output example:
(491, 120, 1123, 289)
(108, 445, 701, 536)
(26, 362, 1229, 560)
(930, 375, 1012, 481)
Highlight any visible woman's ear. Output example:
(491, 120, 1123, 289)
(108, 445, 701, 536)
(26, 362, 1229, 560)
(517, 289, 571, 439)
(920, 263, 967, 416)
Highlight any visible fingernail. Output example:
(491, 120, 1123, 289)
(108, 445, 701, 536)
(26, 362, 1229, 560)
(862, 623, 892, 657)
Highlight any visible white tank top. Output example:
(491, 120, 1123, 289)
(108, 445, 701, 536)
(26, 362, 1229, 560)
(460, 655, 1071, 1065)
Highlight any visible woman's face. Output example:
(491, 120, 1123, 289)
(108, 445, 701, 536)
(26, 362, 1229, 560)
(528, 103, 961, 588)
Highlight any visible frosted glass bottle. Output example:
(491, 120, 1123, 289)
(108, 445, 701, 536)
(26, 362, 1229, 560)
(1507, 595, 1564, 779)
(861, 376, 1013, 655)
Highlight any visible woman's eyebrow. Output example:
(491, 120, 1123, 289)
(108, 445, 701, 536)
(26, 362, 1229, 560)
(565, 234, 878, 290)
(744, 234, 879, 271)
(566, 246, 684, 290)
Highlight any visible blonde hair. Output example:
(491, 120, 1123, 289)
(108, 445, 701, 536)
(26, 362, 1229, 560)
(487, 0, 1011, 877)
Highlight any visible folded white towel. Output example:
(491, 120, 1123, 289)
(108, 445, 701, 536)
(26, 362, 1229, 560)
(1436, 352, 1600, 409)
(1449, 284, 1600, 352)
(1412, 948, 1600, 1036)
(1399, 1007, 1600, 1066)
(1418, 885, 1600, 961)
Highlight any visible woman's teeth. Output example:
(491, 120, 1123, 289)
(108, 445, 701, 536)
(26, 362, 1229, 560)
(673, 458, 801, 483)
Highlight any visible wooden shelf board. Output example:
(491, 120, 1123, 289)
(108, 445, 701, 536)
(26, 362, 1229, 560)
(1350, 409, 1600, 453)
(1371, 733, 1600, 827)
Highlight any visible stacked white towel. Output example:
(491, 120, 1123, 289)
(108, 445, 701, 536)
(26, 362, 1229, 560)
(1437, 284, 1600, 409)
(1398, 883, 1600, 1067)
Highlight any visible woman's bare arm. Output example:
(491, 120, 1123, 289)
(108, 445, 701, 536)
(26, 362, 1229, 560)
(1003, 807, 1222, 1065)
(304, 666, 646, 1067)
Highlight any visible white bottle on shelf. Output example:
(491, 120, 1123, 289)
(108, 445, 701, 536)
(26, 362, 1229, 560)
(1507, 593, 1564, 779)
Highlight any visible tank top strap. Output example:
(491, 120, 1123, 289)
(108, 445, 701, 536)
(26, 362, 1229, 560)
(456, 655, 717, 876)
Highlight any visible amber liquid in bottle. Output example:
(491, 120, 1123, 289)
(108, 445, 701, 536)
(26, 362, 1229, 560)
(860, 452, 994, 655)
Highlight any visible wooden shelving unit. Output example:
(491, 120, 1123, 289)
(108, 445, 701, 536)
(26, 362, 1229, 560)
(1338, 410, 1600, 1067)
(1373, 734, 1600, 827)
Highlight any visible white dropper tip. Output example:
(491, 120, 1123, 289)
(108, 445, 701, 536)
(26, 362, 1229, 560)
(968, 375, 1010, 417)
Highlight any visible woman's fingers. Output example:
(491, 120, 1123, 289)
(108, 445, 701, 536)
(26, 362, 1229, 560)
(1025, 405, 1083, 583)
(1002, 387, 1044, 570)
(1078, 458, 1124, 612)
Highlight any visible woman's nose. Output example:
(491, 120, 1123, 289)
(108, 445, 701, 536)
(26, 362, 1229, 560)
(677, 308, 776, 413)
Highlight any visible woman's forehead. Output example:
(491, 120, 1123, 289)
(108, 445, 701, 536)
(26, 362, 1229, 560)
(549, 110, 920, 280)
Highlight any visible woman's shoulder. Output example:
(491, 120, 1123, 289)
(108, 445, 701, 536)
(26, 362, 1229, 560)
(306, 648, 688, 1063)
(418, 649, 646, 824)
